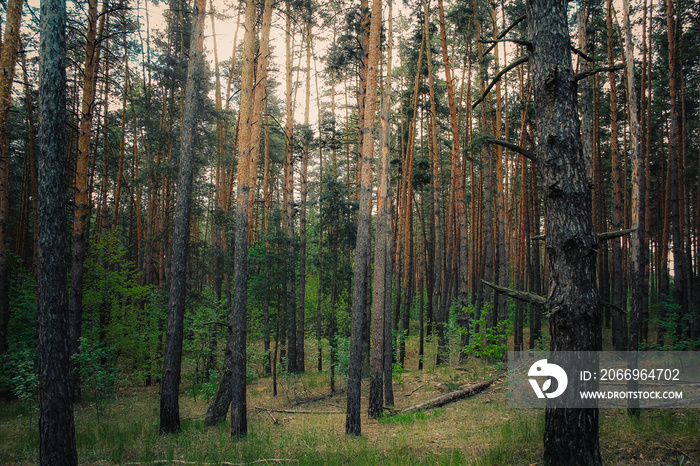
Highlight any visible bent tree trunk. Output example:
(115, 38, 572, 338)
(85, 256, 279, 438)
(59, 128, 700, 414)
(526, 0, 602, 463)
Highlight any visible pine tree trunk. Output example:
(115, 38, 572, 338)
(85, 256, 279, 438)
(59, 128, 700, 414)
(227, 0, 260, 437)
(0, 0, 24, 355)
(607, 0, 626, 351)
(666, 0, 686, 331)
(70, 0, 107, 401)
(491, 8, 509, 353)
(526, 0, 602, 462)
(37, 0, 78, 459)
(296, 25, 312, 373)
(424, 0, 445, 364)
(159, 0, 206, 434)
(284, 0, 297, 372)
(369, 0, 393, 418)
(20, 50, 39, 277)
(346, 0, 380, 435)
(621, 0, 645, 358)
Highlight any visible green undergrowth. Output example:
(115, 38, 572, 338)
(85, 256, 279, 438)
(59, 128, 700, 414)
(2, 337, 700, 465)
(378, 407, 445, 424)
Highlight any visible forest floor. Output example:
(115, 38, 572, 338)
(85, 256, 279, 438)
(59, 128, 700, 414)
(1, 333, 699, 465)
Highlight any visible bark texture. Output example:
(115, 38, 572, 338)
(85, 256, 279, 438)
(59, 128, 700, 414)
(37, 0, 78, 460)
(526, 0, 602, 462)
(346, 0, 381, 435)
(369, 0, 393, 418)
(70, 0, 107, 401)
(159, 0, 206, 434)
(229, 0, 258, 437)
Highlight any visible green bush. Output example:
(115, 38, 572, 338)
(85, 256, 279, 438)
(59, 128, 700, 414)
(462, 302, 509, 360)
(74, 336, 119, 421)
(0, 253, 38, 409)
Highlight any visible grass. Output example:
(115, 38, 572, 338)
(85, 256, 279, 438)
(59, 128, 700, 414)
(2, 331, 700, 465)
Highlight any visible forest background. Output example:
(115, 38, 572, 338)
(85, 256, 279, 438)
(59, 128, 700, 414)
(1, 0, 700, 462)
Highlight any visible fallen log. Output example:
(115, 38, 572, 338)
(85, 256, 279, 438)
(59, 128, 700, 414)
(251, 406, 343, 415)
(398, 379, 493, 414)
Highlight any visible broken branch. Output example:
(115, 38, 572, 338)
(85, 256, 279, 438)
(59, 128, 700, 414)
(486, 138, 536, 162)
(531, 228, 635, 242)
(481, 280, 546, 306)
(575, 64, 623, 82)
(405, 384, 425, 397)
(473, 56, 529, 109)
(482, 14, 526, 56)
(398, 380, 494, 414)
(250, 407, 343, 415)
(598, 228, 636, 241)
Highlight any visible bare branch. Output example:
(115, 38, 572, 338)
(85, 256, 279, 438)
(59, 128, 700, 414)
(486, 138, 536, 162)
(574, 64, 623, 82)
(481, 280, 546, 306)
(472, 56, 529, 109)
(597, 228, 636, 241)
(571, 44, 593, 62)
(479, 38, 532, 48)
(532, 228, 635, 242)
(482, 14, 526, 56)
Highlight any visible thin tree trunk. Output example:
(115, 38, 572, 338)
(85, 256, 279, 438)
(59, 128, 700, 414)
(607, 0, 626, 351)
(424, 0, 445, 364)
(284, 0, 297, 372)
(667, 0, 686, 331)
(369, 0, 393, 418)
(437, 0, 468, 357)
(346, 0, 381, 435)
(492, 8, 508, 352)
(0, 0, 24, 355)
(20, 50, 39, 277)
(622, 0, 645, 358)
(70, 0, 107, 401)
(296, 24, 312, 373)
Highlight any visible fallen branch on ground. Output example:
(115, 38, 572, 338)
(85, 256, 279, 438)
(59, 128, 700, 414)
(405, 384, 425, 397)
(124, 460, 298, 465)
(250, 406, 343, 415)
(292, 389, 344, 406)
(397, 379, 493, 414)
